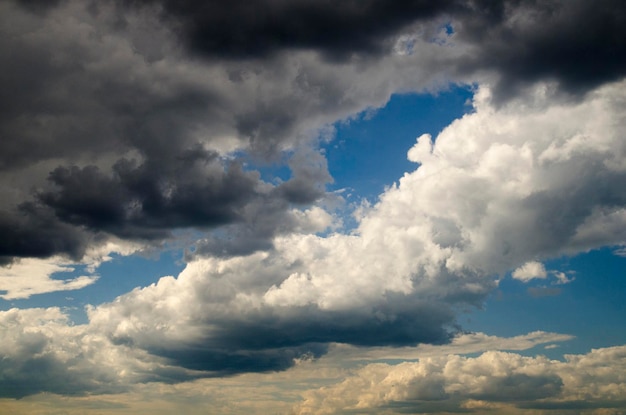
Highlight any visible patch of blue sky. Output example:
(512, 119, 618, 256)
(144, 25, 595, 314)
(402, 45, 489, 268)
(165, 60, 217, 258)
(464, 247, 626, 358)
(323, 85, 474, 204)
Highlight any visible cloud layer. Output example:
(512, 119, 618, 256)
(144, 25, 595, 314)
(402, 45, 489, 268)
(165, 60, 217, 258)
(2, 76, 626, 398)
(2, 305, 624, 415)
(295, 345, 626, 414)
(2, 0, 626, 266)
(2, 0, 626, 411)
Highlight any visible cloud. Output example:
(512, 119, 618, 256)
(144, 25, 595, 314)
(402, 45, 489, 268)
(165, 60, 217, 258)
(0, 303, 573, 402)
(4, 77, 626, 394)
(294, 345, 626, 414)
(122, 0, 456, 60)
(324, 330, 574, 362)
(0, 74, 625, 403)
(3, 0, 626, 403)
(451, 0, 626, 101)
(0, 240, 142, 299)
(119, 0, 626, 101)
(0, 0, 462, 264)
(4, 0, 625, 266)
(0, 307, 110, 398)
(551, 272, 572, 286)
(0, 258, 98, 300)
(86, 255, 458, 374)
(46, 76, 626, 381)
(0, 307, 211, 398)
(512, 261, 547, 282)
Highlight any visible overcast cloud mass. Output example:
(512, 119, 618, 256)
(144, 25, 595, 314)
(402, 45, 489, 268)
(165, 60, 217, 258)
(1, 0, 626, 413)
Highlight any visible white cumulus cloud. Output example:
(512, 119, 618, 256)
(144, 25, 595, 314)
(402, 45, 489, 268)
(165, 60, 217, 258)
(512, 261, 547, 282)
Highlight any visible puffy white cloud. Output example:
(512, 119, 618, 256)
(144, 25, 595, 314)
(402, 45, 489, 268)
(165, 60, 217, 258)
(3, 76, 626, 396)
(512, 261, 547, 282)
(0, 306, 575, 412)
(294, 345, 626, 414)
(30, 77, 625, 379)
(0, 307, 206, 398)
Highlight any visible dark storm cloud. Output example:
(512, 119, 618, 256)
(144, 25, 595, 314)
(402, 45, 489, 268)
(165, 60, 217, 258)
(126, 0, 455, 60)
(3, 0, 626, 263)
(123, 0, 626, 97)
(0, 205, 91, 265)
(150, 344, 328, 375)
(453, 0, 626, 101)
(0, 0, 337, 262)
(37, 154, 258, 237)
(103, 296, 456, 376)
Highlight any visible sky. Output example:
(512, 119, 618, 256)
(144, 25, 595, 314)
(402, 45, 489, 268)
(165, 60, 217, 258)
(1, 0, 626, 414)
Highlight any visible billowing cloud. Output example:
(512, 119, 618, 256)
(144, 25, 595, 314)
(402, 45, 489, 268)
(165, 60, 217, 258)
(452, 0, 626, 101)
(0, 307, 211, 398)
(294, 345, 626, 414)
(0, 305, 572, 401)
(3, 75, 626, 394)
(0, 0, 462, 264)
(5, 78, 625, 389)
(512, 261, 547, 282)
(3, 0, 626, 266)
(3, 0, 626, 409)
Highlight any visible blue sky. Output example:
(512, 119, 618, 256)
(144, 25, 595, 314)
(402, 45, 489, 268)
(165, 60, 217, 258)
(2, 1, 626, 414)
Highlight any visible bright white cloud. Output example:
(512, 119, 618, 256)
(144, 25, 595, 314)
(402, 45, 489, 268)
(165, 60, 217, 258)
(3, 77, 626, 399)
(294, 345, 626, 414)
(512, 261, 547, 282)
(0, 307, 207, 398)
(71, 78, 626, 376)
(0, 258, 98, 300)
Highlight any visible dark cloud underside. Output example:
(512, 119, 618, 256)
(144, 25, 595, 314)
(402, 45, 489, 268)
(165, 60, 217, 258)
(126, 0, 456, 59)
(454, 0, 626, 101)
(111, 299, 455, 375)
(2, 0, 626, 263)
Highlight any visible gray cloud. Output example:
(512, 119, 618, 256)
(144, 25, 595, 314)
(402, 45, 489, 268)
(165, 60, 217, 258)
(38, 154, 259, 237)
(95, 278, 458, 376)
(123, 0, 455, 60)
(3, 0, 626, 402)
(0, 209, 87, 265)
(453, 0, 626, 102)
(4, 0, 626, 265)
(120, 0, 626, 100)
(0, 0, 345, 263)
